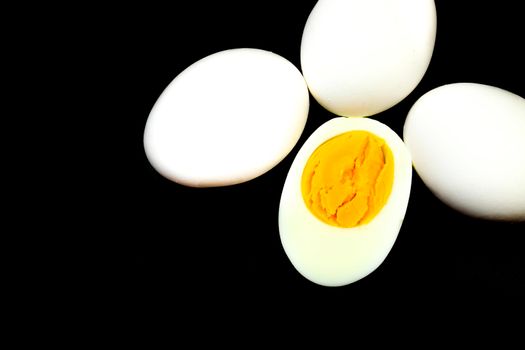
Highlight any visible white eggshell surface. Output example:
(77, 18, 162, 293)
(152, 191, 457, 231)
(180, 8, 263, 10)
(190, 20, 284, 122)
(144, 49, 309, 187)
(300, 0, 436, 117)
(404, 83, 525, 220)
(279, 118, 412, 287)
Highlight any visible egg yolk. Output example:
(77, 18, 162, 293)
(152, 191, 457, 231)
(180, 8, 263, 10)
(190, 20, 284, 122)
(301, 130, 394, 228)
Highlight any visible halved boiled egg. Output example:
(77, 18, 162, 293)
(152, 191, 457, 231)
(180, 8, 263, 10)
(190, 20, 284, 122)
(279, 117, 412, 286)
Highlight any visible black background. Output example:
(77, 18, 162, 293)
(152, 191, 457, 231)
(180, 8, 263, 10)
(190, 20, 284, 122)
(91, 0, 524, 307)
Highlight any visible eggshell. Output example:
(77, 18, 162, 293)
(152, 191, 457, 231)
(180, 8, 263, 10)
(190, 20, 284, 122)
(144, 49, 309, 187)
(300, 0, 436, 117)
(404, 83, 525, 220)
(279, 117, 412, 286)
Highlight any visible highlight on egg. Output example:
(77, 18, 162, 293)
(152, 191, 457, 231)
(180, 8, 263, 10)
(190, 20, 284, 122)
(279, 117, 412, 287)
(300, 0, 437, 117)
(404, 83, 525, 221)
(144, 48, 309, 187)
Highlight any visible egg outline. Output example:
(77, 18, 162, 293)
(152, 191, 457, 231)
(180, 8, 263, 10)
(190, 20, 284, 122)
(143, 48, 310, 188)
(279, 117, 412, 287)
(300, 0, 437, 117)
(403, 82, 525, 221)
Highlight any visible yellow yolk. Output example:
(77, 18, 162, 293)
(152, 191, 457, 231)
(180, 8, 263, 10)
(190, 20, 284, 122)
(301, 130, 394, 228)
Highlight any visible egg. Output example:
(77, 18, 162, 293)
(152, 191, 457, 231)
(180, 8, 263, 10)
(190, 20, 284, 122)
(300, 0, 436, 117)
(404, 83, 525, 221)
(279, 117, 412, 286)
(144, 48, 309, 187)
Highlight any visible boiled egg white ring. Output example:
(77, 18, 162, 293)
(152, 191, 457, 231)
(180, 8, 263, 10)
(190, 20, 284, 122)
(279, 117, 412, 286)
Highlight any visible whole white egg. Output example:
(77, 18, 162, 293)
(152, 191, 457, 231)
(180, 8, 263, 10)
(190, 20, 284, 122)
(300, 0, 437, 117)
(144, 49, 309, 187)
(404, 83, 525, 220)
(279, 117, 412, 286)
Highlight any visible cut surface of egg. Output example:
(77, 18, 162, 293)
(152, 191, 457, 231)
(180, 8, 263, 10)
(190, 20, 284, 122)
(404, 83, 525, 221)
(144, 48, 309, 187)
(300, 0, 437, 117)
(279, 117, 412, 286)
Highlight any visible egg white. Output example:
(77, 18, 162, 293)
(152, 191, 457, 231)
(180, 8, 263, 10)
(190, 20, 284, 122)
(144, 48, 309, 187)
(278, 117, 412, 286)
(300, 0, 437, 117)
(404, 83, 525, 220)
